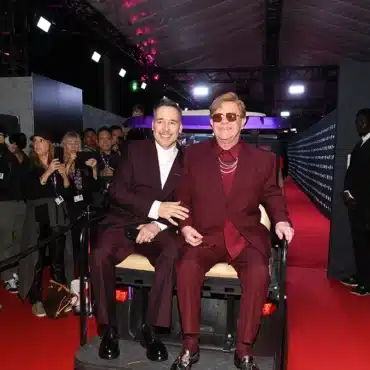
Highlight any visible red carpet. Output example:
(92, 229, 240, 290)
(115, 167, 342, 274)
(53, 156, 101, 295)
(284, 180, 370, 370)
(1, 180, 370, 369)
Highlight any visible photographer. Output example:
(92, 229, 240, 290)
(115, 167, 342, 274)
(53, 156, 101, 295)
(0, 133, 28, 294)
(18, 132, 73, 317)
(110, 125, 124, 156)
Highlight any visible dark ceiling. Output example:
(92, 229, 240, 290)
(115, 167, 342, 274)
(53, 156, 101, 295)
(83, 0, 370, 117)
(86, 0, 370, 67)
(2, 0, 370, 121)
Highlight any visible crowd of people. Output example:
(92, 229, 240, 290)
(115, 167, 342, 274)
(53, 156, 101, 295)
(0, 94, 294, 370)
(0, 124, 124, 315)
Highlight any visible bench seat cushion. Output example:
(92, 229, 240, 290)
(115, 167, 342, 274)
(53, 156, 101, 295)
(115, 205, 270, 280)
(116, 254, 239, 279)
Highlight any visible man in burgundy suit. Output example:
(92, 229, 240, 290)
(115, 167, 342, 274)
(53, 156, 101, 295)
(90, 99, 189, 362)
(171, 92, 294, 370)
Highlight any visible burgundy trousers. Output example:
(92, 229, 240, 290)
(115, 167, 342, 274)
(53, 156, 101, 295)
(90, 223, 182, 328)
(176, 243, 270, 350)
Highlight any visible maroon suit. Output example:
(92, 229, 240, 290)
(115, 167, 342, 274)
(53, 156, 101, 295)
(90, 140, 183, 328)
(176, 139, 289, 355)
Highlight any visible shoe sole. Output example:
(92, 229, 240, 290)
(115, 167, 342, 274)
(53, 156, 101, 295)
(350, 291, 370, 296)
(34, 313, 47, 317)
(341, 281, 358, 287)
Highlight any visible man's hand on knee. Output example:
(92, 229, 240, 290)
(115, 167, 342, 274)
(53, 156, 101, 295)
(182, 226, 203, 247)
(136, 223, 161, 244)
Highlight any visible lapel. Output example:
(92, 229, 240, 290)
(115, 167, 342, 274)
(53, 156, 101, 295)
(207, 139, 227, 199)
(161, 145, 183, 198)
(229, 141, 253, 199)
(147, 140, 162, 191)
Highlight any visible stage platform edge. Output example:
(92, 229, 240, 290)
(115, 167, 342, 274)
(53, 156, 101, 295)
(74, 337, 275, 370)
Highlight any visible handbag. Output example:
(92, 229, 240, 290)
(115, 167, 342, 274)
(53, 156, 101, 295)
(43, 280, 77, 319)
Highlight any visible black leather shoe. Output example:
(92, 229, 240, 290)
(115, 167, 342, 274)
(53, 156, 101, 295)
(341, 276, 358, 287)
(98, 326, 120, 360)
(140, 323, 168, 362)
(350, 285, 370, 296)
(170, 349, 200, 370)
(234, 352, 259, 369)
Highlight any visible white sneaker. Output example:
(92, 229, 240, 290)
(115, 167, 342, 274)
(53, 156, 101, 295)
(32, 302, 46, 317)
(4, 278, 18, 294)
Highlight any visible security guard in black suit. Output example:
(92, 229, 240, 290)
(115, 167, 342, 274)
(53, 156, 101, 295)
(342, 108, 370, 295)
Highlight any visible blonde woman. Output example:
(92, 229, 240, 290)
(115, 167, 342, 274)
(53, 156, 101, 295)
(62, 131, 98, 313)
(18, 131, 73, 317)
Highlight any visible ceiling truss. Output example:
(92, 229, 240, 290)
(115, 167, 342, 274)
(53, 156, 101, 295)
(149, 65, 338, 84)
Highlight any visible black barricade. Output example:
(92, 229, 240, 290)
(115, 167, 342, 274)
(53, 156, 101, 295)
(0, 205, 104, 346)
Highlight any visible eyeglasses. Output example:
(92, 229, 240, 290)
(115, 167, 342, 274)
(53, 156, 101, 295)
(211, 113, 241, 123)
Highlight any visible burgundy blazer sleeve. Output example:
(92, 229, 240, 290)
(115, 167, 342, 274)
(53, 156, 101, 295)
(262, 153, 291, 226)
(108, 144, 153, 217)
(176, 149, 193, 229)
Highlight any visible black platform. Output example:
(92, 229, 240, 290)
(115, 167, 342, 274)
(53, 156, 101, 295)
(75, 337, 275, 370)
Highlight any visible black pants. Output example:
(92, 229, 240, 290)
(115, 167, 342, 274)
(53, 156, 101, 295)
(28, 223, 67, 304)
(349, 211, 370, 288)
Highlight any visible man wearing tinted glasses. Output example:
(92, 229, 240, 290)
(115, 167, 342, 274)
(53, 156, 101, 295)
(171, 92, 294, 370)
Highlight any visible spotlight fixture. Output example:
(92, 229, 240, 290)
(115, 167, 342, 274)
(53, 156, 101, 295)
(141, 82, 147, 90)
(37, 17, 51, 33)
(288, 84, 305, 95)
(119, 68, 127, 78)
(192, 86, 209, 97)
(280, 111, 290, 118)
(91, 52, 101, 63)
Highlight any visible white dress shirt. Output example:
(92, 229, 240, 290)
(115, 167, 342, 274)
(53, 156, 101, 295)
(345, 132, 370, 199)
(148, 142, 179, 230)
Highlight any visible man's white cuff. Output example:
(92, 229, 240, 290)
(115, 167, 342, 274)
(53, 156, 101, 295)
(148, 200, 161, 220)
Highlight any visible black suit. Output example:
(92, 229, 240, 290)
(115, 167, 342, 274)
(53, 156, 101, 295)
(90, 140, 183, 328)
(344, 137, 370, 288)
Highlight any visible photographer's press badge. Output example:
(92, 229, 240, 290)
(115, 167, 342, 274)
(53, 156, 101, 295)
(55, 196, 64, 205)
(74, 194, 84, 203)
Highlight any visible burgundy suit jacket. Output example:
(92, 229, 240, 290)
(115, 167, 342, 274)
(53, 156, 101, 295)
(103, 140, 183, 227)
(177, 139, 290, 257)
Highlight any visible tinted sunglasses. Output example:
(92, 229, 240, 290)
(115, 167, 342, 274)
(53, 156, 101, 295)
(211, 113, 241, 122)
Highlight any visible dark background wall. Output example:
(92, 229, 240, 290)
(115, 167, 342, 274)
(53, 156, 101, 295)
(0, 77, 34, 138)
(32, 73, 83, 143)
(328, 60, 370, 279)
(287, 110, 336, 218)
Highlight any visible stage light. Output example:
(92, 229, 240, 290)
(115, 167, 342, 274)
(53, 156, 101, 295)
(141, 82, 147, 90)
(119, 68, 127, 78)
(91, 52, 101, 63)
(288, 84, 305, 95)
(37, 17, 51, 33)
(291, 128, 297, 132)
(280, 111, 290, 118)
(193, 86, 209, 97)
(131, 81, 138, 92)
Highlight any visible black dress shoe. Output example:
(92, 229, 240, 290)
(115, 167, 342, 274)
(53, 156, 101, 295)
(234, 352, 259, 369)
(98, 326, 120, 360)
(140, 323, 168, 362)
(350, 285, 370, 296)
(341, 276, 358, 287)
(170, 349, 200, 370)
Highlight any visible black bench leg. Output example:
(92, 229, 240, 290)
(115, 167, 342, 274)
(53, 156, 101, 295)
(223, 295, 236, 352)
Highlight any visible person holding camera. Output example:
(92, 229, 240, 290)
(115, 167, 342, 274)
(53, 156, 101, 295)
(0, 133, 28, 294)
(18, 131, 74, 317)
